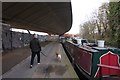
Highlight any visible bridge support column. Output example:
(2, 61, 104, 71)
(0, 24, 2, 53)
(0, 2, 2, 53)
(0, 24, 1, 78)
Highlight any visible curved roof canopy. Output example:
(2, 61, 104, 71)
(2, 2, 72, 35)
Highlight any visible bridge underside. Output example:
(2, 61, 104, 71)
(2, 2, 72, 35)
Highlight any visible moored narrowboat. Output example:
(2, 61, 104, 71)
(62, 40, 120, 80)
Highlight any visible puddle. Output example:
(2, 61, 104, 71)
(44, 64, 68, 77)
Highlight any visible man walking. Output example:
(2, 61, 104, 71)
(30, 34, 41, 68)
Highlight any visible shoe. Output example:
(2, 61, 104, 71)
(30, 65, 33, 68)
(38, 63, 40, 64)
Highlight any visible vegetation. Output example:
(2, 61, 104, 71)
(79, 2, 120, 48)
(108, 2, 120, 48)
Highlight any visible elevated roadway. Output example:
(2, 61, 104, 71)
(2, 2, 72, 35)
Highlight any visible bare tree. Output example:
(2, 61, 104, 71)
(79, 3, 109, 40)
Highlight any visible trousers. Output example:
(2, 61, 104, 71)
(30, 51, 40, 65)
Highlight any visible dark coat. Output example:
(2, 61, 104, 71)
(30, 38, 41, 52)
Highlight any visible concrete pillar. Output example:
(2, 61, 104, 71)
(0, 2, 2, 78)
(0, 26, 2, 52)
(0, 2, 2, 53)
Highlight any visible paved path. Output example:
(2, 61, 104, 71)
(2, 42, 78, 79)
(2, 41, 51, 74)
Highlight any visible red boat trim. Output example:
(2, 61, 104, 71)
(94, 51, 120, 78)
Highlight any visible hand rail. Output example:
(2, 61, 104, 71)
(97, 64, 120, 70)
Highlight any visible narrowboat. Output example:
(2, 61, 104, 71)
(62, 39, 120, 80)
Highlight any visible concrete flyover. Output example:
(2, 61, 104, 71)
(2, 2, 72, 35)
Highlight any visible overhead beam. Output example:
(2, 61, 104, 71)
(1, 0, 71, 2)
(2, 2, 72, 35)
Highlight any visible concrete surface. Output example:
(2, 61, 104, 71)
(2, 41, 51, 74)
(1, 42, 78, 79)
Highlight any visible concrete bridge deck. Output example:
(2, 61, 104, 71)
(1, 42, 79, 79)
